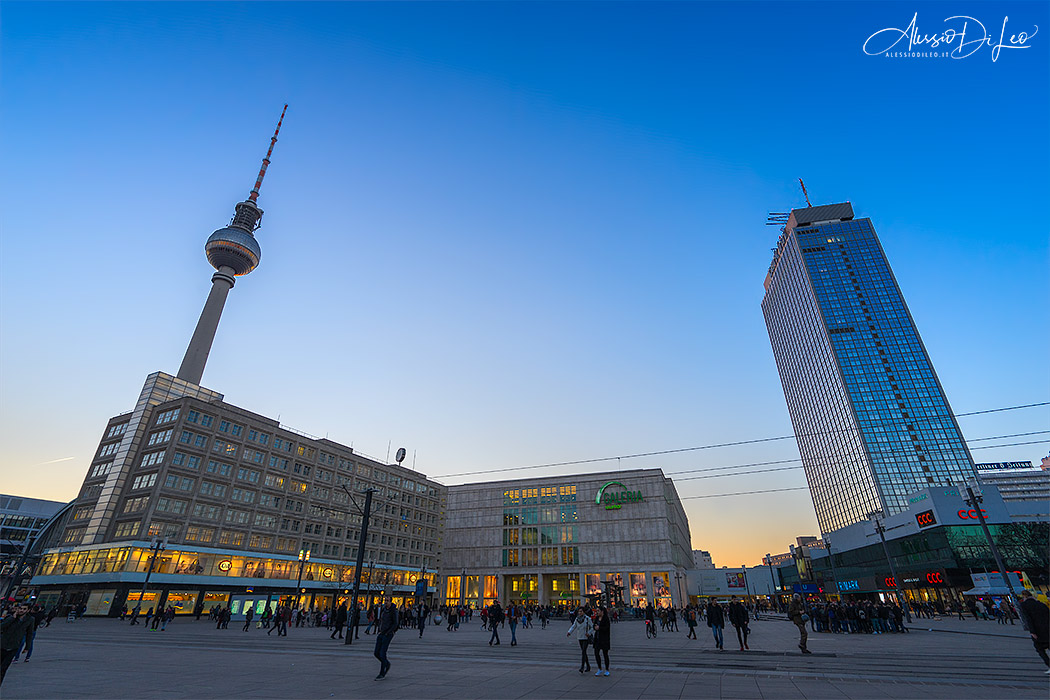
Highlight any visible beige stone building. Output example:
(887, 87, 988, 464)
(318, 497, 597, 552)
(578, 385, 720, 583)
(441, 468, 692, 608)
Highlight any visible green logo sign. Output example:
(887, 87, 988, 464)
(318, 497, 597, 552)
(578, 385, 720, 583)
(596, 481, 643, 510)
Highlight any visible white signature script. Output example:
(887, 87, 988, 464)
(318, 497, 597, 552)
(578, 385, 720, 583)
(863, 13, 1038, 61)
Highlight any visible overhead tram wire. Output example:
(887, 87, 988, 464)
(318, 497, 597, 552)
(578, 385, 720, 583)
(429, 433, 1050, 512)
(431, 401, 1049, 481)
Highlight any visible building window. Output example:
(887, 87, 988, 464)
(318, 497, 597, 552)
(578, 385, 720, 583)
(71, 505, 93, 521)
(147, 429, 173, 446)
(114, 521, 139, 538)
(156, 498, 187, 515)
(185, 526, 214, 543)
(90, 462, 113, 478)
(249, 534, 273, 549)
(192, 503, 220, 520)
(62, 528, 85, 544)
(254, 513, 277, 529)
(131, 473, 157, 490)
(98, 442, 119, 458)
(163, 474, 194, 492)
(219, 531, 245, 546)
(147, 522, 180, 539)
(206, 461, 232, 477)
(106, 422, 129, 439)
(155, 408, 180, 425)
(199, 481, 227, 499)
(141, 451, 166, 467)
(122, 496, 150, 514)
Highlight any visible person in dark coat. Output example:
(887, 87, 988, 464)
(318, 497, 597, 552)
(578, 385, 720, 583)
(728, 600, 750, 651)
(592, 606, 612, 676)
(331, 602, 348, 639)
(1, 604, 33, 684)
(373, 601, 398, 680)
(488, 602, 503, 645)
(1019, 590, 1050, 670)
(706, 600, 725, 650)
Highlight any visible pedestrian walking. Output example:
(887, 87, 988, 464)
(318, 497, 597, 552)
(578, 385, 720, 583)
(592, 606, 611, 676)
(1, 603, 33, 684)
(788, 593, 811, 654)
(706, 600, 725, 650)
(373, 600, 398, 680)
(729, 600, 750, 651)
(567, 608, 593, 673)
(686, 606, 698, 639)
(161, 606, 174, 631)
(508, 604, 519, 646)
(417, 604, 429, 638)
(488, 602, 504, 645)
(143, 606, 154, 629)
(244, 605, 255, 632)
(1019, 590, 1050, 672)
(331, 602, 347, 639)
(13, 605, 41, 662)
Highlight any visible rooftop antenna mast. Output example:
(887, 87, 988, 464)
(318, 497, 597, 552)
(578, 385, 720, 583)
(798, 178, 812, 207)
(249, 103, 288, 202)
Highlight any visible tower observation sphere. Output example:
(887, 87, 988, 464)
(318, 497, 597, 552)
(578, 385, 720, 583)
(176, 105, 287, 386)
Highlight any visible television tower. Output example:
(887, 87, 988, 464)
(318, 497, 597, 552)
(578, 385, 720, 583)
(176, 105, 287, 385)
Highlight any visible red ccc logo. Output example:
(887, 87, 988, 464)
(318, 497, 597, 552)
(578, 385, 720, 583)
(957, 509, 987, 520)
(926, 572, 943, 585)
(916, 512, 935, 526)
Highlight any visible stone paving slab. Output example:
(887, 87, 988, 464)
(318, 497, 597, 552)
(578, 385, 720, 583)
(2, 617, 1046, 699)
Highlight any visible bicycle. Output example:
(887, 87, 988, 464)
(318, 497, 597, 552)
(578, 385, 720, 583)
(645, 619, 657, 638)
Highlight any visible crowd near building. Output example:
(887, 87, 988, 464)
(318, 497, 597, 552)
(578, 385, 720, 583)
(5, 120, 1046, 620)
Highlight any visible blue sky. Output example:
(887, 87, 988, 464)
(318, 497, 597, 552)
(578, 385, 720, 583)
(2, 1, 1047, 566)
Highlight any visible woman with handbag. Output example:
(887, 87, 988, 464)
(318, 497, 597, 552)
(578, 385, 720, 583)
(566, 609, 593, 673)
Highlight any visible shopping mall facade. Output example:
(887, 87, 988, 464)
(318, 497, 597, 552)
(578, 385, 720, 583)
(440, 469, 694, 609)
(772, 483, 1049, 605)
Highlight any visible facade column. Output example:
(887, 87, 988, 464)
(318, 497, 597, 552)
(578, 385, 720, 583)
(537, 572, 545, 606)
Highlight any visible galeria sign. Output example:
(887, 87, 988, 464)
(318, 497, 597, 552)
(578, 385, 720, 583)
(596, 481, 643, 510)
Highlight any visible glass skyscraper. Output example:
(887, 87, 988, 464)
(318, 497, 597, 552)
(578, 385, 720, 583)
(761, 202, 978, 533)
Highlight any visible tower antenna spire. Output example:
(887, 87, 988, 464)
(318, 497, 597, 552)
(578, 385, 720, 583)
(249, 104, 288, 202)
(798, 178, 812, 207)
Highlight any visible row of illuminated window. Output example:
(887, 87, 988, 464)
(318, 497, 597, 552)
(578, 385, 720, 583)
(501, 547, 580, 567)
(38, 544, 434, 585)
(503, 525, 578, 546)
(503, 485, 576, 506)
(503, 505, 578, 526)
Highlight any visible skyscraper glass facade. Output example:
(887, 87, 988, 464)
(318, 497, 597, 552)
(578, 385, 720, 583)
(762, 203, 977, 533)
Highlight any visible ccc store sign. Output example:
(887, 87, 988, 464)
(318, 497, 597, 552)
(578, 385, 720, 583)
(926, 572, 944, 585)
(957, 509, 988, 520)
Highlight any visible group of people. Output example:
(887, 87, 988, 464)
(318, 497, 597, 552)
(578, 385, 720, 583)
(0, 600, 47, 685)
(121, 603, 177, 630)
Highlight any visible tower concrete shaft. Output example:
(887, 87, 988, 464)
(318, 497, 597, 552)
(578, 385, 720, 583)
(177, 267, 236, 385)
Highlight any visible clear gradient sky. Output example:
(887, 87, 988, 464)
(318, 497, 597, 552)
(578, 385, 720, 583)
(2, 2, 1047, 568)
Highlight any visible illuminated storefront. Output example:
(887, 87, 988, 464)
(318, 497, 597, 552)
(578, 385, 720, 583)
(30, 540, 436, 615)
(442, 469, 692, 608)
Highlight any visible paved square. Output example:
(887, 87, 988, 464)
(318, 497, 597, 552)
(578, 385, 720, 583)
(3, 614, 1046, 699)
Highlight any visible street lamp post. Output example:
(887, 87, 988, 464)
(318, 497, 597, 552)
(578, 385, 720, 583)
(824, 536, 840, 601)
(963, 481, 1021, 616)
(868, 512, 912, 624)
(135, 537, 167, 612)
(741, 565, 752, 615)
(765, 554, 778, 613)
(674, 571, 684, 609)
(344, 486, 375, 646)
(295, 548, 311, 609)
